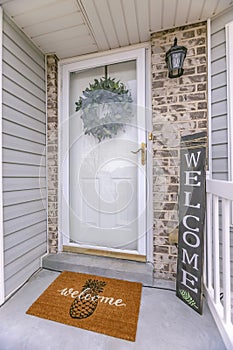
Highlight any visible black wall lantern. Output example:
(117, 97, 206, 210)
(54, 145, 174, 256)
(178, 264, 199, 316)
(165, 37, 187, 78)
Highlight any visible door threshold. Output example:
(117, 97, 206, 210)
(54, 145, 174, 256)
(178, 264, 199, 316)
(42, 252, 153, 286)
(62, 245, 146, 262)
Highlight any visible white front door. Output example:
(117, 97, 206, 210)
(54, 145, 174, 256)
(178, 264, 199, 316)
(60, 49, 147, 259)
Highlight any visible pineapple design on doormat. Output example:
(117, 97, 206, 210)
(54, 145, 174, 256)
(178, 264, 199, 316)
(70, 279, 106, 319)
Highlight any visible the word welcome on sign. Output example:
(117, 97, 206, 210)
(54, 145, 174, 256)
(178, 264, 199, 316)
(176, 132, 206, 314)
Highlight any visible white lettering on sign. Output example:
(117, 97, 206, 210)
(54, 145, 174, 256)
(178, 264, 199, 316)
(57, 287, 126, 307)
(184, 171, 201, 186)
(183, 214, 200, 232)
(184, 151, 201, 168)
(183, 231, 200, 248)
(177, 141, 206, 313)
(181, 269, 198, 293)
(184, 191, 201, 209)
(182, 248, 199, 270)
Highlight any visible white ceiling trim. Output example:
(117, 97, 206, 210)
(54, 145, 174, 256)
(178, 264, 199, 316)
(1, 0, 233, 59)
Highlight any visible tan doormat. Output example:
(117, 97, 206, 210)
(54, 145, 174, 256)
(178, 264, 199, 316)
(26, 271, 142, 341)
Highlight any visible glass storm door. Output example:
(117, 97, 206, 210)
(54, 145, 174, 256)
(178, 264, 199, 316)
(61, 49, 147, 258)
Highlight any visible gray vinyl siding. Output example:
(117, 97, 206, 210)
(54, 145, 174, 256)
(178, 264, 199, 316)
(211, 8, 233, 289)
(2, 15, 47, 298)
(211, 8, 233, 180)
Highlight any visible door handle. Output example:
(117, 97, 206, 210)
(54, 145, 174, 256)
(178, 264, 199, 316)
(131, 142, 146, 165)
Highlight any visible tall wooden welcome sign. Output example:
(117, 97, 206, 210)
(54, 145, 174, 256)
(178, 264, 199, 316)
(176, 132, 206, 314)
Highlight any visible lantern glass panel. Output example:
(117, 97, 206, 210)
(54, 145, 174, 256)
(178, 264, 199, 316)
(172, 53, 181, 69)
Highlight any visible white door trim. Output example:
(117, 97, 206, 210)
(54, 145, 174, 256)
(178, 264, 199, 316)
(59, 47, 150, 258)
(145, 45, 154, 263)
(0, 7, 5, 305)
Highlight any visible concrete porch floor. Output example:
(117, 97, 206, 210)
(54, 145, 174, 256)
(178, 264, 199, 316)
(0, 269, 226, 350)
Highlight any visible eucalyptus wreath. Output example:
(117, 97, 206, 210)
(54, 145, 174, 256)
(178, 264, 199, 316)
(75, 76, 134, 142)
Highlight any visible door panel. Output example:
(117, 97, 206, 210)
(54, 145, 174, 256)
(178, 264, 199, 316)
(69, 137, 138, 250)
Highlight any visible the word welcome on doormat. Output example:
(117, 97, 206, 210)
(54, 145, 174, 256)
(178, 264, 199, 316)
(26, 271, 142, 341)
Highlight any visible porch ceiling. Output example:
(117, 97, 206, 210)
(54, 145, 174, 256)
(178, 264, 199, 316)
(0, 0, 233, 59)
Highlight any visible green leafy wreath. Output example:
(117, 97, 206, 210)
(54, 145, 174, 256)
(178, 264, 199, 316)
(75, 76, 134, 142)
